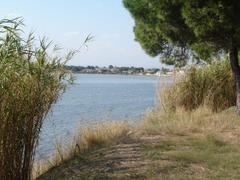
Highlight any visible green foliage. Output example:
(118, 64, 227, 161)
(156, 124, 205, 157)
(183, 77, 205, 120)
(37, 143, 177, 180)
(123, 0, 194, 67)
(183, 1, 240, 50)
(0, 18, 75, 180)
(123, 0, 240, 66)
(123, 0, 190, 67)
(163, 60, 235, 112)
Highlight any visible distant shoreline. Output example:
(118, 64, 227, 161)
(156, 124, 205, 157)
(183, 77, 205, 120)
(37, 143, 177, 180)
(65, 65, 174, 77)
(73, 72, 173, 77)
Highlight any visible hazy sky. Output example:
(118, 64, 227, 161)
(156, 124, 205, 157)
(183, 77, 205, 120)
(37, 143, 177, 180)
(0, 0, 162, 68)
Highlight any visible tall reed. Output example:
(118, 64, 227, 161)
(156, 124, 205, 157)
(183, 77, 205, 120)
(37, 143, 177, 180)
(0, 18, 74, 180)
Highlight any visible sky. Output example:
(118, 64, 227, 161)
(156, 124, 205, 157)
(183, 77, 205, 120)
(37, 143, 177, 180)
(0, 0, 162, 68)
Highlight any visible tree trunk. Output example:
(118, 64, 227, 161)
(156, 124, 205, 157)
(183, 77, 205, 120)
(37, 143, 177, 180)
(229, 46, 240, 115)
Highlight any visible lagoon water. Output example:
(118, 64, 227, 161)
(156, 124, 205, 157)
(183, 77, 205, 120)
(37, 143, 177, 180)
(37, 74, 172, 159)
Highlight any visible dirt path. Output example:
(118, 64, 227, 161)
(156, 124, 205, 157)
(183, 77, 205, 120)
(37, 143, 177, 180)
(38, 135, 168, 180)
(39, 133, 220, 180)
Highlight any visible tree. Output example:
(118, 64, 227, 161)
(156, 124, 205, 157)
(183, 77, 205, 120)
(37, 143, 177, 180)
(124, 0, 240, 114)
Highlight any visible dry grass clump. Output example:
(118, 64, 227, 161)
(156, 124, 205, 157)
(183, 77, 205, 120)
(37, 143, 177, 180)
(161, 60, 235, 112)
(140, 106, 240, 136)
(78, 122, 130, 150)
(34, 121, 130, 179)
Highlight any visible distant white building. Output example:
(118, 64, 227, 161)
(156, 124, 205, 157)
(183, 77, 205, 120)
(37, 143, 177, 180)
(155, 71, 161, 76)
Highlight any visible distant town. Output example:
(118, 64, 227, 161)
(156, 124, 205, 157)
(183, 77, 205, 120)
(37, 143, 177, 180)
(65, 65, 180, 76)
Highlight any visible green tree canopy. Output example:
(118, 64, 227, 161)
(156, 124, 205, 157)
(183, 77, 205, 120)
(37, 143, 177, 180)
(123, 0, 229, 67)
(124, 0, 240, 114)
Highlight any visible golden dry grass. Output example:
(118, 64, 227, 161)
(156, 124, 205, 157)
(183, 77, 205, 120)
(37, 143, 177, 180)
(139, 106, 240, 136)
(33, 121, 130, 179)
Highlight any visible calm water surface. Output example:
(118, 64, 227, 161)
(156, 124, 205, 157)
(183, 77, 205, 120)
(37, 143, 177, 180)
(37, 74, 172, 159)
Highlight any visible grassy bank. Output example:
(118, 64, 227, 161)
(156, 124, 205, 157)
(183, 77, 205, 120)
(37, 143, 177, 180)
(138, 106, 240, 179)
(34, 122, 130, 179)
(36, 106, 240, 179)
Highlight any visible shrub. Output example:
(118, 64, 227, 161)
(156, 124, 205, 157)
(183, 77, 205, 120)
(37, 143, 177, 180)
(161, 60, 235, 112)
(0, 18, 74, 180)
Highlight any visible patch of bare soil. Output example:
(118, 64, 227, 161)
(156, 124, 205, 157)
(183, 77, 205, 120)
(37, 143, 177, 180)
(38, 134, 204, 180)
(38, 135, 166, 180)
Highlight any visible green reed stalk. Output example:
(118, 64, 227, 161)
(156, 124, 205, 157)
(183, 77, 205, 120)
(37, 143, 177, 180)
(0, 18, 75, 180)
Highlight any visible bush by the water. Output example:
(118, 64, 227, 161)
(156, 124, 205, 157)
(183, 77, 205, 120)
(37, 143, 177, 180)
(0, 18, 74, 180)
(161, 60, 235, 112)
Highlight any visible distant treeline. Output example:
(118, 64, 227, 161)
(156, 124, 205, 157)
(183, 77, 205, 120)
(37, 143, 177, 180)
(65, 65, 167, 75)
